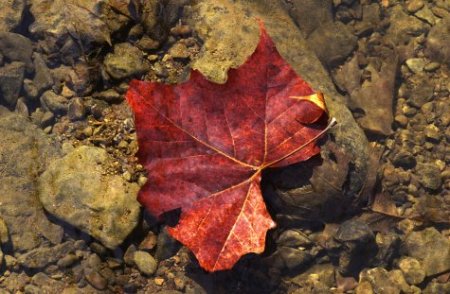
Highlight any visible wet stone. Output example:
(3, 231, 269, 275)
(398, 257, 426, 285)
(0, 61, 25, 107)
(168, 42, 190, 59)
(406, 58, 427, 74)
(394, 114, 408, 128)
(33, 53, 53, 94)
(426, 18, 450, 66)
(392, 151, 416, 169)
(424, 124, 440, 142)
(359, 268, 403, 294)
(57, 254, 79, 268)
(423, 62, 440, 72)
(23, 79, 39, 100)
(134, 250, 158, 276)
(403, 227, 450, 276)
(104, 42, 150, 80)
(0, 33, 33, 69)
(40, 90, 68, 115)
(418, 163, 442, 190)
(0, 217, 9, 245)
(18, 241, 76, 270)
(408, 79, 434, 108)
(85, 271, 108, 290)
(67, 97, 86, 121)
(407, 0, 424, 13)
(124, 244, 137, 266)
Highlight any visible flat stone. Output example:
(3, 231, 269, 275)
(38, 146, 141, 249)
(403, 227, 450, 276)
(0, 111, 64, 253)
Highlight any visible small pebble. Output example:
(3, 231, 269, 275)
(406, 0, 424, 13)
(123, 245, 136, 266)
(424, 124, 441, 142)
(154, 277, 165, 286)
(424, 62, 440, 72)
(57, 254, 79, 268)
(133, 251, 158, 276)
(85, 271, 108, 290)
(174, 277, 186, 291)
(168, 42, 190, 59)
(394, 114, 408, 128)
(405, 58, 427, 74)
(170, 24, 192, 36)
(138, 175, 148, 187)
(139, 232, 157, 250)
(393, 151, 416, 169)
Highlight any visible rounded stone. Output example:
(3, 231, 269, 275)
(133, 250, 157, 276)
(85, 271, 108, 290)
(392, 151, 416, 169)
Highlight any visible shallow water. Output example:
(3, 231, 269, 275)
(0, 0, 449, 293)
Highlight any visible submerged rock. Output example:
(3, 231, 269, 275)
(29, 0, 111, 46)
(0, 0, 26, 32)
(17, 241, 79, 270)
(0, 110, 64, 253)
(0, 32, 33, 70)
(104, 43, 150, 80)
(38, 145, 141, 249)
(185, 0, 370, 220)
(426, 18, 450, 66)
(0, 61, 25, 107)
(403, 227, 450, 276)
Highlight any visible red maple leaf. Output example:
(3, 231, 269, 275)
(126, 21, 332, 272)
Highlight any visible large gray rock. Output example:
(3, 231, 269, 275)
(185, 0, 370, 219)
(0, 0, 26, 32)
(403, 227, 450, 277)
(38, 146, 141, 249)
(0, 61, 25, 107)
(0, 110, 64, 253)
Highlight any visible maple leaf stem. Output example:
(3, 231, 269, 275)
(262, 117, 337, 169)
